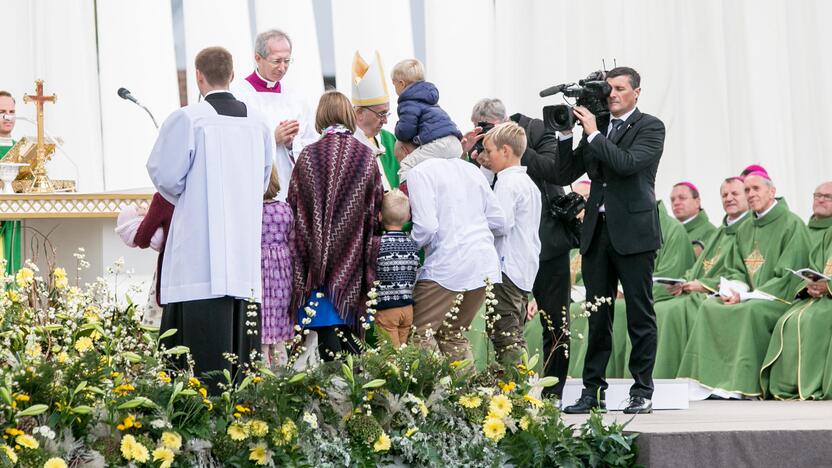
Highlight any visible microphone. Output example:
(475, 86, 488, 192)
(117, 87, 140, 104)
(117, 87, 159, 129)
(539, 84, 567, 98)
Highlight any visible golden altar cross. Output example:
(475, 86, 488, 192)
(23, 80, 57, 193)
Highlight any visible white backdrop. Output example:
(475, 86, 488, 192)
(5, 0, 831, 220)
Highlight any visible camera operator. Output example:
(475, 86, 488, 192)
(463, 98, 575, 401)
(554, 67, 665, 415)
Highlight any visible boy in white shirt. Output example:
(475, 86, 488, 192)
(483, 122, 542, 362)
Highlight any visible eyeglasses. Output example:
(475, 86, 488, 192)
(363, 108, 391, 120)
(265, 57, 293, 66)
(813, 193, 832, 202)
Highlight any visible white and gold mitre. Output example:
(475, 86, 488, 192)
(351, 50, 389, 107)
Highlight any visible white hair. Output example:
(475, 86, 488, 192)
(254, 29, 292, 58)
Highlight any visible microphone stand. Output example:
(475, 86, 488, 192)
(138, 102, 159, 130)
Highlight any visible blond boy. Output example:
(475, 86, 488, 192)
(484, 122, 542, 361)
(391, 59, 463, 181)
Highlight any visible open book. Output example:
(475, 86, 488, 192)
(653, 277, 686, 286)
(787, 268, 830, 282)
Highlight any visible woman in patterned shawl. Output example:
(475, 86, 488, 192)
(288, 90, 384, 361)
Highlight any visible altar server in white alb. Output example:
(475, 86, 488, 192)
(147, 47, 274, 392)
(232, 29, 318, 200)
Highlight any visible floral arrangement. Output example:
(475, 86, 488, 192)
(0, 254, 638, 467)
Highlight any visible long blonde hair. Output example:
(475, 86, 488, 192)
(264, 165, 280, 200)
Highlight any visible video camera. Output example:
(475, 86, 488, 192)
(540, 70, 611, 132)
(471, 121, 495, 155)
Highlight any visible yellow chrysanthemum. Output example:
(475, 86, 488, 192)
(519, 415, 531, 430)
(488, 394, 513, 418)
(157, 371, 171, 384)
(250, 420, 269, 437)
(280, 419, 298, 442)
(120, 434, 149, 463)
(56, 351, 69, 363)
(52, 267, 68, 290)
(227, 422, 249, 441)
(405, 427, 419, 437)
(249, 442, 272, 466)
(44, 458, 68, 468)
(1, 445, 18, 464)
(15, 433, 39, 449)
(373, 432, 391, 452)
(188, 377, 201, 388)
(523, 394, 543, 408)
(160, 431, 182, 451)
(25, 342, 41, 360)
(114, 383, 135, 396)
(15, 267, 34, 288)
(74, 336, 94, 353)
(499, 381, 517, 393)
(482, 416, 506, 442)
(152, 447, 175, 468)
(83, 306, 100, 321)
(459, 394, 482, 409)
(4, 428, 23, 437)
(5, 290, 19, 303)
(14, 393, 30, 402)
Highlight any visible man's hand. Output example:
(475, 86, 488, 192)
(136, 205, 148, 216)
(667, 283, 684, 296)
(806, 280, 829, 298)
(682, 280, 708, 294)
(572, 106, 598, 135)
(275, 119, 300, 147)
(461, 127, 484, 154)
(526, 299, 539, 321)
(720, 290, 741, 305)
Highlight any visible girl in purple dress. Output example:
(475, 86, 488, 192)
(261, 167, 295, 366)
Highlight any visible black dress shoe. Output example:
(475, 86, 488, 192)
(623, 396, 652, 414)
(563, 395, 607, 414)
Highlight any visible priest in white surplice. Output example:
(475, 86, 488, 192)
(147, 47, 274, 393)
(231, 29, 318, 200)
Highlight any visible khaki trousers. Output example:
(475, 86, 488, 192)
(375, 305, 414, 347)
(412, 280, 486, 362)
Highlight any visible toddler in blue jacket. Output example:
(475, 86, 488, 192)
(391, 59, 463, 181)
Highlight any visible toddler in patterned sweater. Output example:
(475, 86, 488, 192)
(374, 189, 420, 347)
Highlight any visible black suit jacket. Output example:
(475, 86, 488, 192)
(555, 108, 665, 255)
(511, 113, 575, 259)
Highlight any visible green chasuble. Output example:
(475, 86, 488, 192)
(677, 198, 810, 396)
(807, 215, 832, 246)
(683, 209, 717, 247)
(377, 129, 399, 189)
(611, 201, 696, 377)
(0, 139, 22, 278)
(761, 220, 832, 399)
(651, 211, 751, 377)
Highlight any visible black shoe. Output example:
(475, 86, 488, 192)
(623, 396, 652, 414)
(563, 395, 607, 414)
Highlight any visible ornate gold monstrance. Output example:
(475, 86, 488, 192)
(0, 80, 75, 193)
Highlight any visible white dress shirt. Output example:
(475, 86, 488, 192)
(408, 158, 506, 291)
(492, 165, 542, 292)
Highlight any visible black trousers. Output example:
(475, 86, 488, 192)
(581, 215, 657, 399)
(532, 252, 571, 398)
(160, 296, 261, 394)
(314, 326, 361, 361)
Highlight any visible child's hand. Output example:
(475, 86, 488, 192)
(461, 127, 484, 154)
(526, 299, 538, 321)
